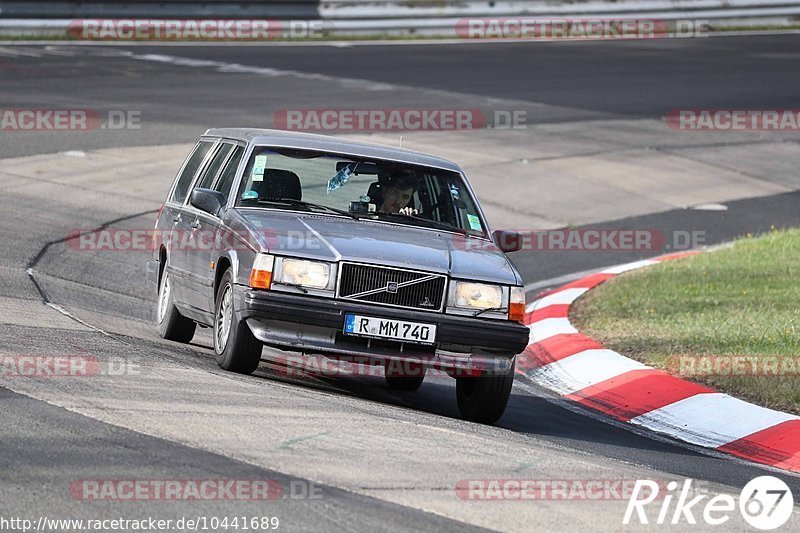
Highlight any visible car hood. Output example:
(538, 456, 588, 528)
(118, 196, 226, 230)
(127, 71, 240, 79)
(238, 209, 521, 285)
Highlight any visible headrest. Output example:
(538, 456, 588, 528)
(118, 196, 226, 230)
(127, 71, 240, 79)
(254, 168, 301, 201)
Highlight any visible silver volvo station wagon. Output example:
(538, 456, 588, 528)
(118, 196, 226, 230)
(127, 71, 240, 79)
(147, 129, 529, 423)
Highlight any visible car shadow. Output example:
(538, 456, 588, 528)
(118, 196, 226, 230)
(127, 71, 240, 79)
(253, 351, 698, 458)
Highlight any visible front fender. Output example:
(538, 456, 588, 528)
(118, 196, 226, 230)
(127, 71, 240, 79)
(227, 249, 254, 288)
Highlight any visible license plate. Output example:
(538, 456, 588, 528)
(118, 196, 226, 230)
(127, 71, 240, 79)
(343, 314, 437, 345)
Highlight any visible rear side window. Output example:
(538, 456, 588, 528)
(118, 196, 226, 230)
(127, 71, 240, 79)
(196, 143, 234, 190)
(171, 140, 214, 204)
(214, 146, 245, 201)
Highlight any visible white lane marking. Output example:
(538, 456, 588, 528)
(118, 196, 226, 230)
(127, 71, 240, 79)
(523, 247, 712, 298)
(45, 303, 113, 337)
(92, 51, 398, 92)
(528, 317, 576, 343)
(629, 393, 800, 448)
(530, 349, 648, 395)
(523, 266, 600, 294)
(691, 203, 728, 211)
(42, 45, 78, 56)
(0, 46, 43, 57)
(25, 266, 113, 336)
(122, 51, 549, 108)
(3, 29, 800, 48)
(601, 258, 658, 274)
(513, 378, 800, 478)
(526, 287, 587, 312)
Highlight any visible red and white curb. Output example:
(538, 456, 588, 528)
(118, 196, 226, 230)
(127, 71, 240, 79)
(518, 252, 800, 473)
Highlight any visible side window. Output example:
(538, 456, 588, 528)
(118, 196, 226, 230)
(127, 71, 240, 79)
(196, 143, 234, 191)
(171, 140, 214, 204)
(214, 146, 245, 201)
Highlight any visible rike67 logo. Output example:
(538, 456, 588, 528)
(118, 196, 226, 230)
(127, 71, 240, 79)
(624, 476, 794, 530)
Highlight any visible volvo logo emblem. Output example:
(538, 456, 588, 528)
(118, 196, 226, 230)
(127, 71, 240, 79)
(419, 297, 434, 308)
(386, 281, 399, 293)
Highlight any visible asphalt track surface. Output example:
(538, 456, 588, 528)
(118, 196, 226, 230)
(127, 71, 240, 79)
(1, 35, 800, 531)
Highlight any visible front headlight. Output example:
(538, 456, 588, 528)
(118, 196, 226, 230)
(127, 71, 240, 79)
(277, 258, 331, 289)
(454, 282, 503, 310)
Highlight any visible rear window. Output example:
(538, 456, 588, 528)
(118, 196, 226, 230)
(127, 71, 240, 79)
(171, 140, 214, 204)
(214, 146, 245, 201)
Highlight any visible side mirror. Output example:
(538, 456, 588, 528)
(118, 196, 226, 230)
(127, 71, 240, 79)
(493, 229, 523, 253)
(190, 188, 227, 216)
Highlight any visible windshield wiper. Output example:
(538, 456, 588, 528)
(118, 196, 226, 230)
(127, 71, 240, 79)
(472, 306, 508, 317)
(257, 198, 359, 219)
(276, 281, 309, 294)
(376, 213, 469, 236)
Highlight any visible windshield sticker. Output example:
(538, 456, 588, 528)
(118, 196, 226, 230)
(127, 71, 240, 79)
(467, 214, 482, 231)
(252, 155, 267, 178)
(449, 184, 460, 200)
(241, 190, 259, 200)
(326, 164, 353, 195)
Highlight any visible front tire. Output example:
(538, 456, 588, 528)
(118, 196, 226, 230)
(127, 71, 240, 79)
(214, 269, 262, 374)
(456, 359, 516, 424)
(385, 361, 426, 391)
(156, 264, 196, 343)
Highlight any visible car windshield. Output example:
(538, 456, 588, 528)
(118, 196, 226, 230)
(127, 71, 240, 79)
(235, 146, 488, 237)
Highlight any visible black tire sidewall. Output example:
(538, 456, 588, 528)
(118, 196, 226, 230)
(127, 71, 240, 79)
(156, 265, 195, 342)
(214, 270, 236, 367)
(385, 361, 426, 391)
(214, 269, 262, 373)
(156, 268, 174, 333)
(456, 359, 516, 424)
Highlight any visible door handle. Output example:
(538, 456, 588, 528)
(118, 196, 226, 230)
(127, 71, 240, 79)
(173, 214, 181, 223)
(190, 219, 201, 230)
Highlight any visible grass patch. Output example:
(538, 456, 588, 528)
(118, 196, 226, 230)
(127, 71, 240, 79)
(571, 228, 800, 414)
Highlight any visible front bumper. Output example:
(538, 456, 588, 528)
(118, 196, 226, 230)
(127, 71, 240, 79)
(145, 259, 159, 288)
(239, 289, 529, 374)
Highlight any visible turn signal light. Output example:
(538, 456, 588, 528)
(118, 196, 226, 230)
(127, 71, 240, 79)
(509, 286, 525, 323)
(250, 254, 275, 290)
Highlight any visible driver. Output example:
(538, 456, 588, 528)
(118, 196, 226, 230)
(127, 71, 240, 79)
(378, 173, 418, 216)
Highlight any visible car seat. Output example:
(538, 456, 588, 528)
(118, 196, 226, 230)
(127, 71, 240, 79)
(253, 169, 302, 201)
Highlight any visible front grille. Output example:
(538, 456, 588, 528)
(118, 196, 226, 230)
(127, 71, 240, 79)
(338, 263, 447, 311)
